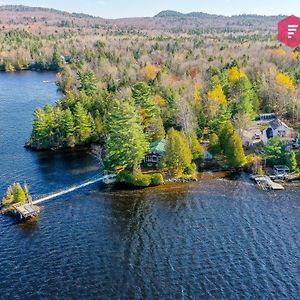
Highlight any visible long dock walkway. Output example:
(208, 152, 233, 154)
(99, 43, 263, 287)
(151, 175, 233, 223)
(32, 175, 105, 205)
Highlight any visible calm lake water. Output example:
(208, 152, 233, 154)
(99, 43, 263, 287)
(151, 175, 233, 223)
(0, 72, 299, 299)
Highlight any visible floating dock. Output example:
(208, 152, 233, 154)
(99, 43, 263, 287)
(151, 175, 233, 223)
(12, 203, 40, 220)
(253, 176, 284, 191)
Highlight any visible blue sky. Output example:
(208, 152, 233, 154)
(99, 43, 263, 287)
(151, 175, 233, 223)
(1, 0, 300, 18)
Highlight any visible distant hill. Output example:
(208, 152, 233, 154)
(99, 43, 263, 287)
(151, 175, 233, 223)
(155, 10, 219, 18)
(0, 5, 284, 32)
(0, 5, 94, 18)
(155, 10, 284, 20)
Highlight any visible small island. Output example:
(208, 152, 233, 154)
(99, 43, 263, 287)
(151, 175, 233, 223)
(1, 183, 40, 220)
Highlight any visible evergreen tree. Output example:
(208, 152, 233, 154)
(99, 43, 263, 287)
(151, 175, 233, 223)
(262, 138, 297, 171)
(219, 121, 235, 150)
(226, 131, 246, 167)
(132, 82, 159, 120)
(44, 104, 57, 146)
(261, 137, 286, 166)
(78, 70, 98, 96)
(219, 121, 246, 167)
(14, 183, 26, 203)
(146, 116, 165, 142)
(30, 108, 50, 149)
(60, 108, 75, 147)
(73, 102, 92, 144)
(104, 100, 149, 172)
(190, 132, 205, 160)
(209, 133, 221, 156)
(229, 76, 255, 119)
(164, 128, 193, 174)
(286, 150, 297, 171)
(50, 49, 61, 70)
(93, 111, 104, 140)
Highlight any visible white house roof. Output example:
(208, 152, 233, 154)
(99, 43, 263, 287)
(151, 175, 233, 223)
(269, 119, 289, 130)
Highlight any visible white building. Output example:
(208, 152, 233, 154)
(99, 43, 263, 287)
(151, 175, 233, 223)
(262, 119, 292, 144)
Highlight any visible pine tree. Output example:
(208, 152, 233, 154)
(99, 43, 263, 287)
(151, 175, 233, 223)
(60, 108, 75, 147)
(44, 104, 57, 146)
(219, 121, 246, 167)
(78, 70, 98, 96)
(50, 49, 61, 70)
(30, 108, 50, 149)
(226, 131, 246, 167)
(93, 111, 104, 140)
(14, 183, 26, 203)
(219, 121, 235, 150)
(73, 102, 92, 144)
(104, 100, 149, 172)
(209, 133, 221, 156)
(286, 150, 297, 171)
(164, 128, 192, 174)
(146, 116, 165, 142)
(190, 132, 204, 160)
(132, 82, 159, 120)
(229, 76, 255, 119)
(261, 137, 286, 166)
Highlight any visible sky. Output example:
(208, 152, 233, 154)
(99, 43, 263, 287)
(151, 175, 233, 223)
(0, 0, 300, 19)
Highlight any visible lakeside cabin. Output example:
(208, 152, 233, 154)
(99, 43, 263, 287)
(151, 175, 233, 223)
(144, 139, 166, 167)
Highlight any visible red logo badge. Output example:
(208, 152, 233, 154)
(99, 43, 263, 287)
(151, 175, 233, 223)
(278, 15, 300, 48)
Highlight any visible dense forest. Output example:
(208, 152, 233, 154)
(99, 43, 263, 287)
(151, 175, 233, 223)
(1, 6, 299, 184)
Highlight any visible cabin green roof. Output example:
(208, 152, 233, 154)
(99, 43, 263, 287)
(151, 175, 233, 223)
(149, 139, 166, 156)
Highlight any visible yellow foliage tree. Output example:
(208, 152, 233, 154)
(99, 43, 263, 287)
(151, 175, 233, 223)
(154, 95, 166, 108)
(193, 82, 202, 106)
(207, 84, 227, 105)
(276, 73, 295, 92)
(291, 52, 300, 60)
(272, 48, 286, 57)
(228, 66, 246, 82)
(142, 64, 158, 81)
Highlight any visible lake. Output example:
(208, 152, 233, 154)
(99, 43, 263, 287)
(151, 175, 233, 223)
(0, 72, 299, 299)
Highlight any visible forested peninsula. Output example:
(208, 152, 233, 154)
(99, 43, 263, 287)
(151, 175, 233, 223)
(1, 6, 299, 186)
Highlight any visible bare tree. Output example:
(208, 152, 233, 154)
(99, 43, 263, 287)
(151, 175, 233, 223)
(90, 145, 104, 169)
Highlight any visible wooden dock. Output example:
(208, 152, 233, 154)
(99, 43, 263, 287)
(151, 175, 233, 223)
(12, 203, 40, 220)
(254, 176, 284, 191)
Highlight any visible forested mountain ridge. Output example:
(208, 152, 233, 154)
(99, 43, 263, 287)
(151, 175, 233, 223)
(0, 5, 283, 31)
(154, 10, 218, 18)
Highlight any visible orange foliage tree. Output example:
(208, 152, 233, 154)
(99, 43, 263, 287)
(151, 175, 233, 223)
(141, 64, 158, 81)
(154, 95, 166, 108)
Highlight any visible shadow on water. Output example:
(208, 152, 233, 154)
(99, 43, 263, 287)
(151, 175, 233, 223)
(33, 147, 98, 179)
(104, 182, 193, 234)
(16, 217, 40, 235)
